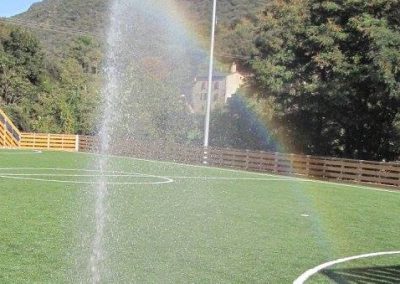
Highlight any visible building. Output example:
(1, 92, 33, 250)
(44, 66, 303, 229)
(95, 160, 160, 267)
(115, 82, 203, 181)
(190, 63, 245, 113)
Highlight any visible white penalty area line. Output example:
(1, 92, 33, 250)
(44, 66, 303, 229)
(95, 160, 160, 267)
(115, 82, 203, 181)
(293, 250, 400, 284)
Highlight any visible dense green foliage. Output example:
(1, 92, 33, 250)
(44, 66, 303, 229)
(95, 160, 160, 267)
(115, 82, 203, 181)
(5, 0, 268, 143)
(0, 24, 100, 134)
(248, 0, 400, 160)
(210, 95, 276, 151)
(2, 0, 400, 160)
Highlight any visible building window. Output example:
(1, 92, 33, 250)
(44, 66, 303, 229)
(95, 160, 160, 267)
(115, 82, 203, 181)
(214, 93, 219, 101)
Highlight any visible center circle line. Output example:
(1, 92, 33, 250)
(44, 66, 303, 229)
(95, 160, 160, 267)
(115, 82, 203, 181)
(0, 167, 174, 185)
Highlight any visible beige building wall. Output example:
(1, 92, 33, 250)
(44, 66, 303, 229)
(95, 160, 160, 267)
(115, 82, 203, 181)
(191, 63, 245, 113)
(192, 78, 226, 113)
(225, 72, 245, 102)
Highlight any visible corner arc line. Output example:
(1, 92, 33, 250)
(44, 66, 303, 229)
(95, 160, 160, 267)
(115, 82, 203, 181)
(293, 250, 400, 284)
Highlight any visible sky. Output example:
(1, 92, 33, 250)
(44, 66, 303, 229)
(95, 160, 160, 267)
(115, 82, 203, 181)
(0, 0, 42, 17)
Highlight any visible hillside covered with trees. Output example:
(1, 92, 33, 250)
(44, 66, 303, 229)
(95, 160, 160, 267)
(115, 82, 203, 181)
(1, 0, 399, 160)
(0, 23, 101, 134)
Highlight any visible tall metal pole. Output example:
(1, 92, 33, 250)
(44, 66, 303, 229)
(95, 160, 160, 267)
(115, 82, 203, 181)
(203, 0, 217, 151)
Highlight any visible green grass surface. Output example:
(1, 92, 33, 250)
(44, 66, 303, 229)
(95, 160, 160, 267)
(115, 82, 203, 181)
(0, 149, 399, 283)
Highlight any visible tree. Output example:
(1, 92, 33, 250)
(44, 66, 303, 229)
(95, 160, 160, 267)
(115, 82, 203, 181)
(3, 29, 44, 84)
(250, 0, 400, 160)
(0, 27, 43, 129)
(210, 95, 277, 151)
(0, 25, 100, 134)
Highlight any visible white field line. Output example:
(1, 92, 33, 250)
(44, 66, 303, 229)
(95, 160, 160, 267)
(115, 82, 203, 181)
(0, 152, 42, 155)
(294, 178, 400, 194)
(80, 152, 400, 194)
(0, 167, 156, 177)
(0, 166, 300, 185)
(0, 167, 173, 185)
(293, 251, 400, 284)
(0, 174, 147, 177)
(0, 175, 173, 185)
(1, 157, 400, 194)
(80, 152, 284, 178)
(0, 150, 42, 154)
(0, 167, 293, 181)
(0, 174, 292, 182)
(166, 176, 297, 181)
(0, 167, 298, 184)
(0, 167, 142, 173)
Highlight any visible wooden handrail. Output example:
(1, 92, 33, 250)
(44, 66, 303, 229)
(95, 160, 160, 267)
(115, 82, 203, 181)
(0, 108, 21, 141)
(0, 120, 399, 187)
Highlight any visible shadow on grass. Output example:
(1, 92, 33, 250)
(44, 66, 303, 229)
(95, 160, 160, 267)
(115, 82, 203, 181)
(321, 265, 400, 283)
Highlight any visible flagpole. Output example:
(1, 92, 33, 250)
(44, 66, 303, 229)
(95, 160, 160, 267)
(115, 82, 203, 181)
(203, 0, 217, 163)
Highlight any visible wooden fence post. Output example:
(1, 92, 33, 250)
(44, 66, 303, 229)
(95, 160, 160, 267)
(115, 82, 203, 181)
(290, 153, 294, 175)
(306, 155, 310, 177)
(47, 134, 50, 149)
(378, 161, 383, 184)
(75, 135, 80, 152)
(4, 115, 8, 146)
(203, 147, 208, 165)
(258, 152, 263, 172)
(357, 160, 362, 183)
(2, 126, 5, 146)
(274, 152, 279, 173)
(245, 150, 250, 170)
(339, 160, 344, 181)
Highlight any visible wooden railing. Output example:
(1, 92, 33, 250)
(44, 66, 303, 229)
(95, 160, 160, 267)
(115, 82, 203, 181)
(81, 138, 400, 188)
(106, 139, 204, 165)
(3, 132, 400, 188)
(20, 133, 79, 151)
(0, 107, 96, 152)
(0, 109, 21, 147)
(1, 108, 399, 188)
(79, 135, 98, 152)
(207, 148, 400, 187)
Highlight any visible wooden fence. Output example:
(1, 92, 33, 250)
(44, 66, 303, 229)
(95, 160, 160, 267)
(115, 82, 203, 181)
(77, 138, 400, 188)
(106, 139, 204, 165)
(1, 111, 399, 188)
(207, 148, 400, 187)
(79, 135, 98, 152)
(0, 109, 21, 147)
(20, 133, 79, 151)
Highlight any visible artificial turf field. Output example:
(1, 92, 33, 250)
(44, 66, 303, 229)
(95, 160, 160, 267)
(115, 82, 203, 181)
(0, 149, 399, 283)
